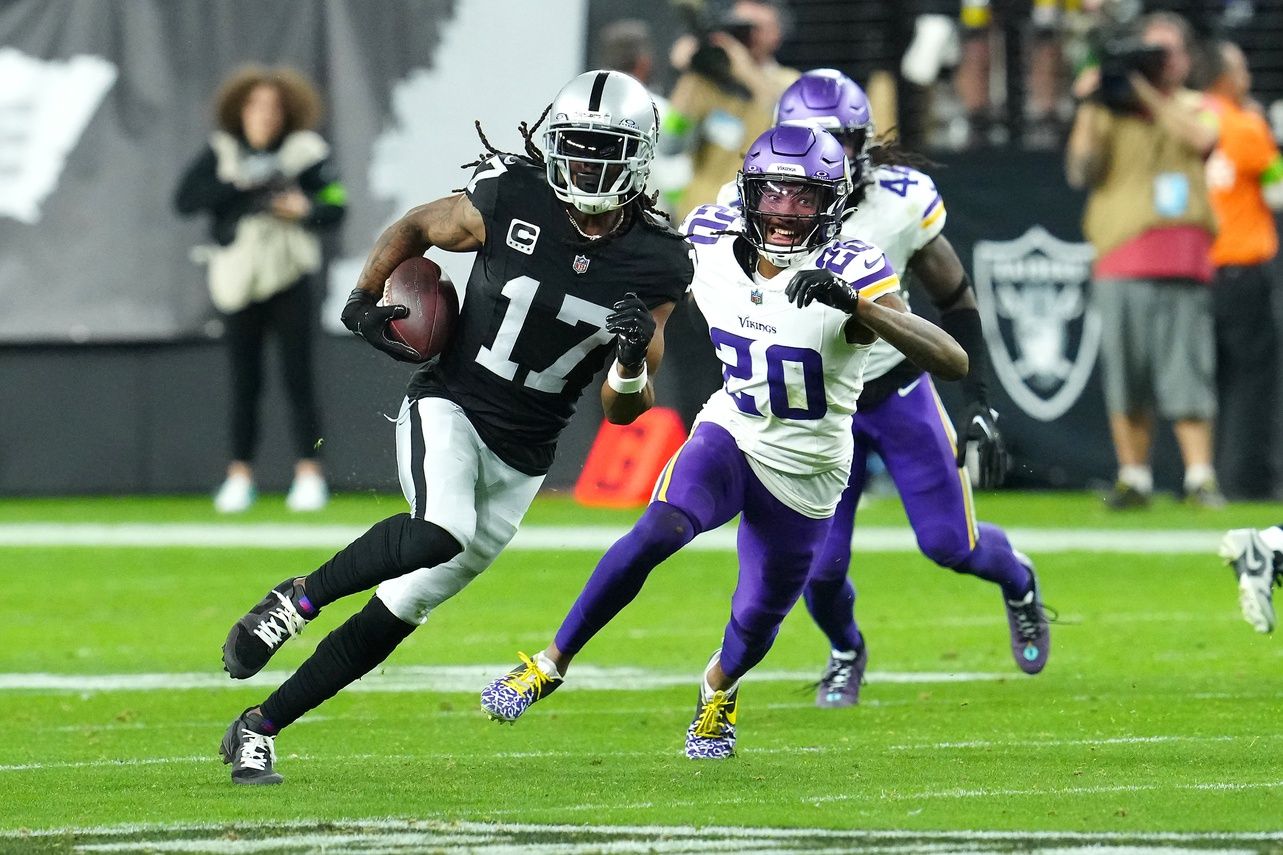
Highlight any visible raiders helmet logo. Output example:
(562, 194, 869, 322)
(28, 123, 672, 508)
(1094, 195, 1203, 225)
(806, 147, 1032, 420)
(973, 226, 1099, 422)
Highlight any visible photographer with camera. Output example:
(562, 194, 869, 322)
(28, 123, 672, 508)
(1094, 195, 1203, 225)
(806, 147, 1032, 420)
(1065, 12, 1223, 509)
(651, 0, 799, 220)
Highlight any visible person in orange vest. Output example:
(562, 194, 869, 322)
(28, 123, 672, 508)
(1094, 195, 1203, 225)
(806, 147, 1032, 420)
(1203, 39, 1283, 499)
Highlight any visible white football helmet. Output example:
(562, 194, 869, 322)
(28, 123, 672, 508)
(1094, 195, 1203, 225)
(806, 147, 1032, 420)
(543, 70, 658, 215)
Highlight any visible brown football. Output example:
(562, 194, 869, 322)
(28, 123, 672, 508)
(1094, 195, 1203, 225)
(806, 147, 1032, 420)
(383, 256, 459, 362)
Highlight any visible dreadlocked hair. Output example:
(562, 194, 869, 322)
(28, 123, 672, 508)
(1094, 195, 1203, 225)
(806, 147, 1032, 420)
(454, 104, 673, 226)
(866, 129, 940, 172)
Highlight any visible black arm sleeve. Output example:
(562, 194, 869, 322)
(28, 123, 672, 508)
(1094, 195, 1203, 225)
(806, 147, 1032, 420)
(296, 158, 346, 230)
(938, 306, 990, 408)
(173, 146, 246, 215)
(173, 145, 267, 245)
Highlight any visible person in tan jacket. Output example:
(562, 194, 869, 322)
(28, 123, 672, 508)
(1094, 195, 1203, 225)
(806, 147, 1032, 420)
(1065, 12, 1222, 509)
(652, 0, 799, 220)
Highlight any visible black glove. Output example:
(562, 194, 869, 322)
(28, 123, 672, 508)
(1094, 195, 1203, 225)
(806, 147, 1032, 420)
(606, 292, 656, 369)
(956, 403, 1011, 489)
(784, 269, 860, 313)
(340, 287, 421, 363)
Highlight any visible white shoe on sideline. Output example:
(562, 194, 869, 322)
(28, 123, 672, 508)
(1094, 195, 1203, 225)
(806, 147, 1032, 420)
(286, 472, 329, 512)
(214, 474, 255, 514)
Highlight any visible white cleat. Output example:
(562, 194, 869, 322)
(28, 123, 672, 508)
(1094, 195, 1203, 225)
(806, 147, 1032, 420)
(1219, 529, 1280, 634)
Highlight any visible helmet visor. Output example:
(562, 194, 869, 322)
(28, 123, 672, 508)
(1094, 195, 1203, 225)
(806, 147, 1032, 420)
(547, 127, 647, 199)
(742, 178, 831, 254)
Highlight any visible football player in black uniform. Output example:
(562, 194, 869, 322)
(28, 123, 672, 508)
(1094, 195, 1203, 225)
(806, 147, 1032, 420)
(218, 70, 693, 784)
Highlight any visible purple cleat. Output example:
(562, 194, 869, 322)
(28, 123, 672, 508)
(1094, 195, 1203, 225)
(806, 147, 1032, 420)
(685, 650, 738, 759)
(1005, 553, 1050, 674)
(815, 645, 868, 708)
(480, 651, 563, 723)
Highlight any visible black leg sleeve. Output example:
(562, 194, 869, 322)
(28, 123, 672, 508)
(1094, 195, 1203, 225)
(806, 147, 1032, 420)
(259, 596, 414, 731)
(304, 513, 463, 608)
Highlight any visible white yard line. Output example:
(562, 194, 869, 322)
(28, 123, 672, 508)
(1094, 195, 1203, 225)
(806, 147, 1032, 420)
(2, 818, 1279, 851)
(884, 734, 1274, 751)
(0, 664, 1005, 693)
(1, 736, 1271, 774)
(0, 522, 1227, 553)
(806, 779, 1283, 804)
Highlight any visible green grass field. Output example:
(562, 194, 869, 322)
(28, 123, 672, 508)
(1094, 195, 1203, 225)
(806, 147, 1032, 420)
(1, 493, 1280, 853)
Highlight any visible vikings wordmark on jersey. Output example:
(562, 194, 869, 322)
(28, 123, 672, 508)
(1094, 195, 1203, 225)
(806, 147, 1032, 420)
(718, 163, 946, 385)
(680, 204, 898, 498)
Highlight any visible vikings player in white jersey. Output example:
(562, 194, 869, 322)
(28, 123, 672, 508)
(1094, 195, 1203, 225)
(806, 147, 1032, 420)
(479, 125, 967, 759)
(718, 69, 1052, 707)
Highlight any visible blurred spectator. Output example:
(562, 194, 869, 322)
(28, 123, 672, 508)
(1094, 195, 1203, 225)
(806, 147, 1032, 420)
(963, 0, 1069, 147)
(1065, 12, 1224, 509)
(596, 19, 664, 107)
(904, 0, 1074, 149)
(174, 65, 346, 513)
(651, 0, 800, 219)
(596, 19, 674, 212)
(1203, 39, 1283, 499)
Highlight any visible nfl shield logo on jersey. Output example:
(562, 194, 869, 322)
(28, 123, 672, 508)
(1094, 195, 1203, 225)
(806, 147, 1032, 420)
(750, 288, 763, 305)
(973, 225, 1099, 422)
(572, 254, 591, 274)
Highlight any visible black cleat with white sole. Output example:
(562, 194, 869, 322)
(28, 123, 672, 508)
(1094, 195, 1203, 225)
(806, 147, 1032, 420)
(223, 578, 319, 679)
(220, 708, 283, 785)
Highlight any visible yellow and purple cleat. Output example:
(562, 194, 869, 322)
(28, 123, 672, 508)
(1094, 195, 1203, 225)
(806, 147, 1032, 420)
(480, 651, 563, 723)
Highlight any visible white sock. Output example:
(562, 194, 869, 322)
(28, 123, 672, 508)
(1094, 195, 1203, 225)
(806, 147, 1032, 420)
(533, 651, 562, 681)
(1119, 465, 1152, 494)
(1258, 526, 1283, 555)
(1183, 464, 1215, 492)
(831, 648, 858, 661)
(702, 672, 739, 698)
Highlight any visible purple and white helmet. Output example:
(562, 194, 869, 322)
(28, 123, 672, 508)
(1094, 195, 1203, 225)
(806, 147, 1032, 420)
(774, 69, 874, 177)
(736, 124, 852, 268)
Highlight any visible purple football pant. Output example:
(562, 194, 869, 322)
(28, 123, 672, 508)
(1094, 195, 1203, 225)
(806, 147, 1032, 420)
(805, 373, 1031, 653)
(555, 421, 831, 680)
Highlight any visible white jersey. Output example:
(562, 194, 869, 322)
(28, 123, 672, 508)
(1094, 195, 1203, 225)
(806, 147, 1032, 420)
(680, 204, 900, 516)
(715, 164, 946, 382)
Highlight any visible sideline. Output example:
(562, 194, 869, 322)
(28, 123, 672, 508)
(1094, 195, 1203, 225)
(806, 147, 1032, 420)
(0, 522, 1225, 553)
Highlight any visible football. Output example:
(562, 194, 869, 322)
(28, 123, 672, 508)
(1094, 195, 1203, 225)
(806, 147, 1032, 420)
(382, 256, 459, 362)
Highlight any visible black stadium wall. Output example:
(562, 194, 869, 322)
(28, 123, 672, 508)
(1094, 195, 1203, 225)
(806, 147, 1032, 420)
(5, 0, 1282, 496)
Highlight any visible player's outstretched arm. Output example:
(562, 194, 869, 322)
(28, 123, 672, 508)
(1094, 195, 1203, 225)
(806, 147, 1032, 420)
(786, 268, 968, 381)
(600, 298, 676, 425)
(857, 292, 968, 381)
(353, 194, 486, 297)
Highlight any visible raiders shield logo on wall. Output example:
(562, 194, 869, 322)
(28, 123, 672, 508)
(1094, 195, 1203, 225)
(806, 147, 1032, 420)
(572, 254, 590, 274)
(974, 226, 1099, 423)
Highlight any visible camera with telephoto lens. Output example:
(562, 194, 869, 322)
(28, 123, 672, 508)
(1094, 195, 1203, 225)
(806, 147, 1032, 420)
(1094, 37, 1168, 114)
(679, 3, 756, 98)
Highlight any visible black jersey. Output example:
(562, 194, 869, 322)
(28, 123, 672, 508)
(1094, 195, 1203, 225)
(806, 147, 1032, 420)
(407, 155, 693, 475)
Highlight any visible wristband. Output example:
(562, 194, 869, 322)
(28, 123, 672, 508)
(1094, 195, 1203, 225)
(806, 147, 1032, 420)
(607, 359, 648, 394)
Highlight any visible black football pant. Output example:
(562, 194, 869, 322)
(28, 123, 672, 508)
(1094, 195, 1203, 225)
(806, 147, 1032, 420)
(223, 276, 322, 462)
(1213, 262, 1278, 499)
